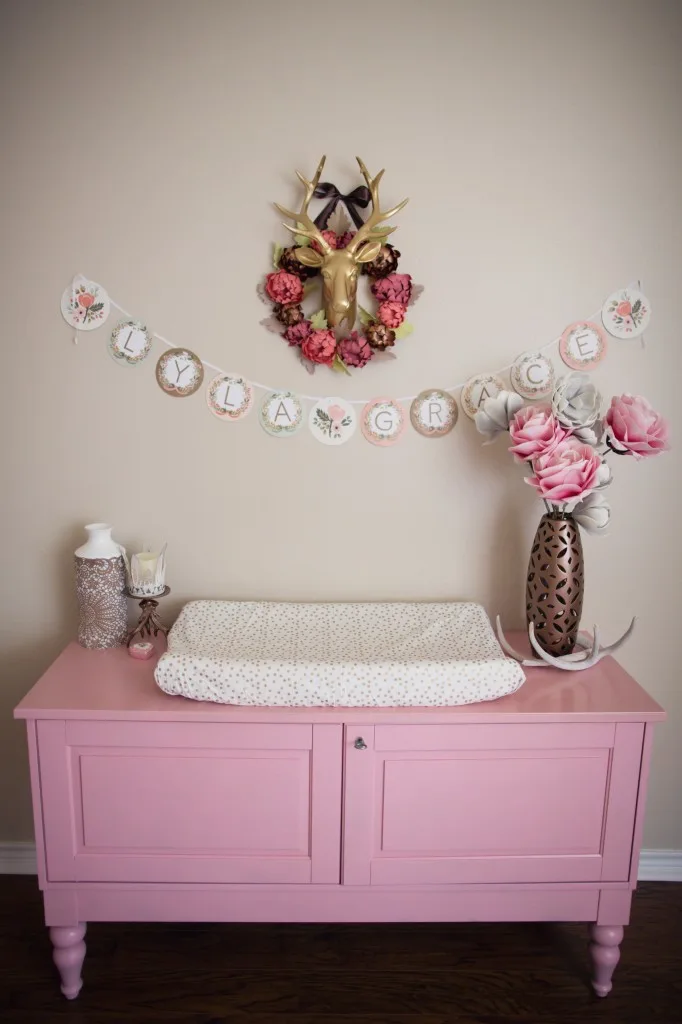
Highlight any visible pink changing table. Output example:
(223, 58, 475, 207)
(14, 638, 664, 1000)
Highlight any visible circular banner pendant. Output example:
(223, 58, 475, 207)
(109, 319, 153, 366)
(260, 391, 304, 437)
(559, 321, 607, 371)
(601, 287, 651, 339)
(309, 397, 357, 445)
(206, 374, 254, 421)
(361, 398, 407, 446)
(61, 277, 110, 331)
(461, 374, 506, 419)
(410, 390, 458, 437)
(511, 352, 555, 399)
(155, 348, 204, 397)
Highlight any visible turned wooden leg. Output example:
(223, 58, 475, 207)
(49, 924, 86, 1000)
(589, 924, 624, 997)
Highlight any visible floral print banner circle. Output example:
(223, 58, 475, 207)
(461, 374, 506, 419)
(601, 287, 651, 339)
(206, 374, 254, 421)
(155, 348, 204, 397)
(109, 320, 152, 366)
(410, 390, 458, 437)
(361, 398, 407, 446)
(559, 321, 607, 371)
(61, 278, 110, 331)
(260, 391, 304, 436)
(309, 397, 357, 445)
(511, 353, 555, 399)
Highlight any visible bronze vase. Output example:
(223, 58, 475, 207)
(526, 513, 584, 657)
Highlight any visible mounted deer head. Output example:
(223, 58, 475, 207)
(274, 156, 408, 330)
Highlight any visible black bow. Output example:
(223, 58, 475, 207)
(313, 182, 371, 230)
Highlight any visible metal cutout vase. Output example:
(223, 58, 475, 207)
(526, 513, 584, 657)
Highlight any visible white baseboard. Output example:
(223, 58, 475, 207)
(0, 842, 680, 881)
(0, 842, 38, 875)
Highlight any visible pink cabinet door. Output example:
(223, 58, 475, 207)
(343, 722, 644, 886)
(37, 720, 342, 884)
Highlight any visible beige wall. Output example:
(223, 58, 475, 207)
(1, 0, 681, 847)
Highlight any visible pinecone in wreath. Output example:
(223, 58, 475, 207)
(365, 322, 396, 349)
(274, 303, 306, 328)
(362, 243, 400, 279)
(279, 246, 318, 280)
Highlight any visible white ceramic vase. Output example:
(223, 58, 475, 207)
(74, 523, 128, 649)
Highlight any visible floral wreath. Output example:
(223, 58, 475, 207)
(257, 157, 423, 374)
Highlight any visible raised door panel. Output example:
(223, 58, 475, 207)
(343, 722, 643, 885)
(38, 720, 342, 884)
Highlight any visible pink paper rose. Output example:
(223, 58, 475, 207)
(371, 273, 412, 306)
(284, 320, 312, 347)
(336, 231, 355, 249)
(526, 439, 602, 503)
(605, 394, 670, 458)
(312, 229, 339, 253)
(328, 404, 346, 423)
(616, 300, 632, 318)
(508, 405, 569, 462)
(265, 271, 304, 306)
(337, 331, 373, 368)
(78, 292, 95, 309)
(301, 328, 336, 366)
(378, 301, 406, 329)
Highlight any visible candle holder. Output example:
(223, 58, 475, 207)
(125, 586, 171, 647)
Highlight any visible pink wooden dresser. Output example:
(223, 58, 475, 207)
(14, 640, 664, 1000)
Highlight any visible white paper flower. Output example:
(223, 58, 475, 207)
(573, 418, 605, 447)
(595, 460, 612, 489)
(573, 491, 611, 533)
(552, 373, 602, 431)
(475, 390, 524, 444)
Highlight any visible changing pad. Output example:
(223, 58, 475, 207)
(154, 600, 525, 707)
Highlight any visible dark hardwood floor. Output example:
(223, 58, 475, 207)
(0, 877, 680, 1024)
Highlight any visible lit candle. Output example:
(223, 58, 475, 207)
(135, 552, 159, 582)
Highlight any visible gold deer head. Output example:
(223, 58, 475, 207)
(275, 156, 408, 331)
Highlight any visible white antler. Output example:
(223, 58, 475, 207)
(496, 617, 636, 671)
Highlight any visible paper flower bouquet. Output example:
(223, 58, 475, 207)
(475, 373, 669, 668)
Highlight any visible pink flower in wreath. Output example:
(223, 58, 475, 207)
(302, 329, 336, 366)
(284, 320, 312, 347)
(78, 292, 95, 309)
(312, 230, 339, 253)
(508, 405, 569, 462)
(338, 332, 373, 368)
(616, 300, 632, 318)
(265, 271, 304, 306)
(378, 301, 406, 329)
(371, 273, 412, 306)
(605, 394, 670, 458)
(526, 439, 602, 503)
(336, 231, 355, 249)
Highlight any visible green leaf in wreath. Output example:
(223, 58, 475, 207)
(294, 222, 310, 247)
(358, 305, 375, 327)
(272, 242, 284, 270)
(89, 303, 104, 314)
(372, 225, 396, 238)
(315, 408, 331, 424)
(310, 310, 328, 330)
(332, 353, 352, 376)
(393, 320, 414, 340)
(632, 298, 641, 314)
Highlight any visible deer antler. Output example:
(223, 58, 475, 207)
(274, 156, 332, 254)
(495, 616, 636, 672)
(345, 157, 409, 256)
